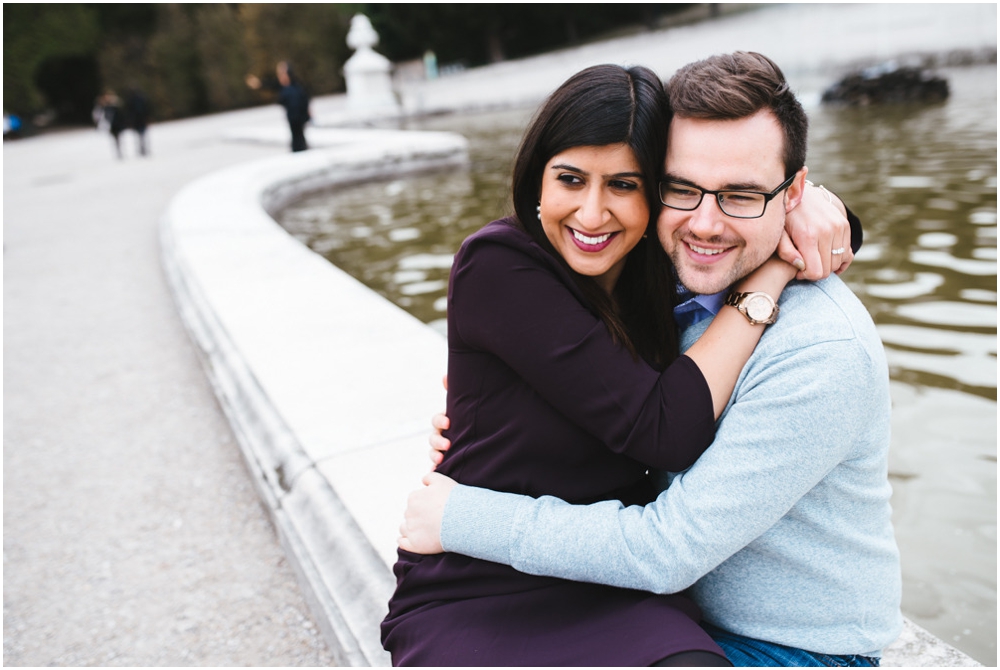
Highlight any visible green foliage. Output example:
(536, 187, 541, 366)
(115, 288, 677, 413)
(4, 3, 101, 113)
(194, 4, 255, 111)
(91, 4, 159, 38)
(241, 4, 355, 98)
(5, 3, 357, 122)
(365, 4, 671, 66)
(147, 5, 206, 118)
(4, 3, 688, 124)
(96, 6, 199, 119)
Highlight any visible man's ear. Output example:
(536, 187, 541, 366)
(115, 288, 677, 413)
(784, 166, 809, 213)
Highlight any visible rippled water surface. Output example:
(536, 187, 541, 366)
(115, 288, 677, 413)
(804, 66, 996, 666)
(279, 65, 996, 664)
(279, 108, 531, 335)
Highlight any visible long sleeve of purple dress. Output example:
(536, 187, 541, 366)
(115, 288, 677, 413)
(445, 218, 715, 481)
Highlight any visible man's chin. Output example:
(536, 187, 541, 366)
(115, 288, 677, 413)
(675, 268, 733, 296)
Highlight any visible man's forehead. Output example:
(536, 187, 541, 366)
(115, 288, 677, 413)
(665, 112, 785, 187)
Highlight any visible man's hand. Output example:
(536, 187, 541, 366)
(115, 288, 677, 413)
(429, 413, 452, 469)
(428, 374, 452, 470)
(398, 472, 457, 554)
(780, 180, 854, 280)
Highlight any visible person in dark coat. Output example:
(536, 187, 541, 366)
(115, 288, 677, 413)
(246, 61, 311, 152)
(276, 62, 310, 152)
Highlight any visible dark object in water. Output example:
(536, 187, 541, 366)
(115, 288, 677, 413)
(821, 63, 949, 106)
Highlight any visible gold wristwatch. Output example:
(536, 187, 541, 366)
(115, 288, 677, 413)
(725, 291, 779, 325)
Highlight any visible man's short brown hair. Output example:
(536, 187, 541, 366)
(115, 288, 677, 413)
(665, 51, 808, 177)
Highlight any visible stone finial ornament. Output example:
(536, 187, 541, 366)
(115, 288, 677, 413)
(343, 14, 400, 114)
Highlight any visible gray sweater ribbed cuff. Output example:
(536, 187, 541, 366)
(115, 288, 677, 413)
(440, 484, 522, 565)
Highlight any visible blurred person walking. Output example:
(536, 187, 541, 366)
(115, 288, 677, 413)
(93, 90, 126, 159)
(125, 89, 151, 156)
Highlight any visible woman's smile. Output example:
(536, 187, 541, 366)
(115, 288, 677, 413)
(569, 227, 620, 250)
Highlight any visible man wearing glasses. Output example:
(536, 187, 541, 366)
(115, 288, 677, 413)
(402, 52, 902, 667)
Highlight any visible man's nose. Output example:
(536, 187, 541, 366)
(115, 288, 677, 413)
(687, 193, 726, 238)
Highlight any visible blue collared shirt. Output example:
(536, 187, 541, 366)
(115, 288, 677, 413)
(674, 288, 726, 330)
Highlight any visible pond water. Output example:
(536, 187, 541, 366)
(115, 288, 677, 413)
(278, 64, 997, 664)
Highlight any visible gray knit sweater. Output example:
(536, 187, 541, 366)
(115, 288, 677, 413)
(441, 275, 903, 657)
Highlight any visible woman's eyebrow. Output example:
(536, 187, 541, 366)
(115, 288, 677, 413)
(550, 163, 585, 173)
(550, 164, 643, 180)
(607, 171, 643, 180)
(549, 163, 644, 181)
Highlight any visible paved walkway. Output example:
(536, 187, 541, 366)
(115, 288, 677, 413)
(3, 109, 338, 665)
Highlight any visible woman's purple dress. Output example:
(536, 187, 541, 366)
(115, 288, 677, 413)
(381, 218, 724, 666)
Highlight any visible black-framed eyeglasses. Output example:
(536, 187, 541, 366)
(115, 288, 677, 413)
(658, 174, 797, 219)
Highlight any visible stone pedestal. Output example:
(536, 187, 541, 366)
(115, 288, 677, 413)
(343, 14, 400, 114)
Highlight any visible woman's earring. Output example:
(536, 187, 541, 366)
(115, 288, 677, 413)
(536, 203, 542, 222)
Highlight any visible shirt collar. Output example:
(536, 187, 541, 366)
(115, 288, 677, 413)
(676, 286, 727, 316)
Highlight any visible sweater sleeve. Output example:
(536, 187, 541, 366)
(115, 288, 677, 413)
(441, 331, 879, 593)
(449, 229, 715, 471)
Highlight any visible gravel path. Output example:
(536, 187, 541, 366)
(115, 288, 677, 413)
(3, 117, 336, 666)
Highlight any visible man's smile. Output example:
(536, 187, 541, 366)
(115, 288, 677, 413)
(682, 238, 737, 263)
(686, 241, 729, 257)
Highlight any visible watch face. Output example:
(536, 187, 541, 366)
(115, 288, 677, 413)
(746, 294, 773, 321)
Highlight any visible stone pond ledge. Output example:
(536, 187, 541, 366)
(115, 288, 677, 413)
(161, 128, 464, 666)
(159, 128, 980, 666)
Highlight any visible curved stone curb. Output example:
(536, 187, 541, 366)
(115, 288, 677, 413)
(160, 130, 465, 665)
(161, 224, 393, 666)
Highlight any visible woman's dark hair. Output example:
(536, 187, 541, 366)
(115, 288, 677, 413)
(511, 64, 679, 367)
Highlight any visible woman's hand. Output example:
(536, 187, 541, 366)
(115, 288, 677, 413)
(779, 181, 854, 281)
(398, 472, 457, 554)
